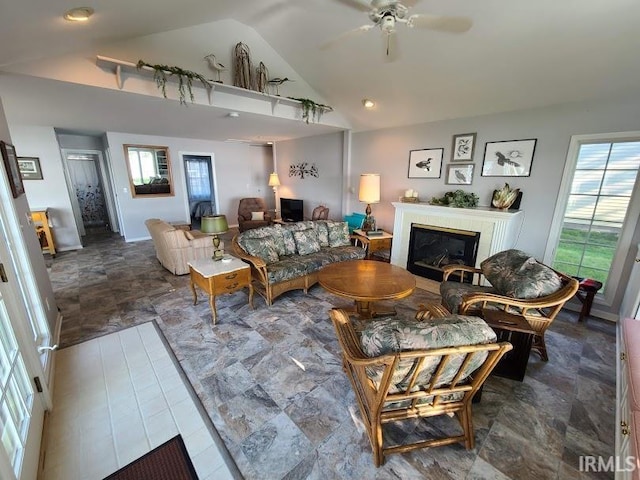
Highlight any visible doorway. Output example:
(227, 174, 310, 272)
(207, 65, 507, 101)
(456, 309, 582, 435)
(61, 149, 118, 238)
(183, 153, 217, 229)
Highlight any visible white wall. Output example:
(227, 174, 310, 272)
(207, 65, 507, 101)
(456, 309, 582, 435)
(351, 92, 640, 260)
(275, 132, 344, 220)
(106, 132, 272, 240)
(8, 125, 83, 250)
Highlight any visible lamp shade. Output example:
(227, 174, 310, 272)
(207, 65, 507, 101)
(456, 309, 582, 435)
(200, 215, 228, 234)
(359, 174, 380, 204)
(268, 173, 281, 187)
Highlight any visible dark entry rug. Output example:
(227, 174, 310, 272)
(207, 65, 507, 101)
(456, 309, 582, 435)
(103, 435, 199, 480)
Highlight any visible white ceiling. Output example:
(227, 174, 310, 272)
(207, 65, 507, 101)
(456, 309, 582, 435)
(1, 0, 640, 140)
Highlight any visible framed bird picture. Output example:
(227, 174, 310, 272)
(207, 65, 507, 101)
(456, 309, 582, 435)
(451, 132, 476, 162)
(446, 163, 474, 185)
(481, 139, 537, 177)
(408, 148, 443, 178)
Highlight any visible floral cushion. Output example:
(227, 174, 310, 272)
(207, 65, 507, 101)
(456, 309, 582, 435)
(238, 225, 286, 256)
(440, 282, 497, 314)
(313, 221, 330, 247)
(481, 249, 562, 299)
(266, 257, 307, 284)
(328, 222, 350, 247)
(293, 229, 321, 255)
(359, 315, 496, 395)
(241, 237, 279, 264)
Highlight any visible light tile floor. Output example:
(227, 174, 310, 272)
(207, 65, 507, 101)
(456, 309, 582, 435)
(41, 322, 239, 480)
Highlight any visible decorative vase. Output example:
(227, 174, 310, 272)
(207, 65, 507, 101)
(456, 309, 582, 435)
(492, 183, 520, 209)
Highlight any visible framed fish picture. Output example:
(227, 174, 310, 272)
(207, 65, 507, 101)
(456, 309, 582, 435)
(481, 139, 536, 177)
(408, 148, 443, 179)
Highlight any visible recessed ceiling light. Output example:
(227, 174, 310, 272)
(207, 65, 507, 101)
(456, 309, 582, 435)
(362, 99, 375, 109)
(64, 7, 94, 22)
(266, 141, 273, 145)
(228, 112, 240, 118)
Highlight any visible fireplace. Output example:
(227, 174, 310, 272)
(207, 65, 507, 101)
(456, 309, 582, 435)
(407, 223, 480, 281)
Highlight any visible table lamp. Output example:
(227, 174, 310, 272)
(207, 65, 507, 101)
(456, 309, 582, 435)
(200, 214, 228, 260)
(268, 172, 281, 219)
(359, 173, 380, 232)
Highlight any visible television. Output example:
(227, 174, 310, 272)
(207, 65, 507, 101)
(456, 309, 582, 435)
(280, 198, 304, 222)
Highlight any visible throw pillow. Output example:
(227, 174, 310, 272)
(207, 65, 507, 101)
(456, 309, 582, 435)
(251, 211, 265, 221)
(293, 229, 321, 255)
(313, 221, 330, 247)
(241, 237, 279, 264)
(359, 315, 496, 392)
(328, 222, 350, 247)
(481, 249, 562, 298)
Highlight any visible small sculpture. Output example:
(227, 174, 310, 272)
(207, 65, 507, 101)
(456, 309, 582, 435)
(268, 77, 293, 96)
(492, 183, 520, 209)
(204, 54, 227, 83)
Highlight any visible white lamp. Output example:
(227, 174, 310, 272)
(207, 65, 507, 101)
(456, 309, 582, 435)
(268, 172, 281, 219)
(359, 173, 380, 232)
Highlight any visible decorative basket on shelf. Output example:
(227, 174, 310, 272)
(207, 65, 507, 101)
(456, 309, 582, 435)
(401, 197, 419, 203)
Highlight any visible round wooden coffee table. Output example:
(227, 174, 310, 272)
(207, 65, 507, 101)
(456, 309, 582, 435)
(318, 260, 416, 318)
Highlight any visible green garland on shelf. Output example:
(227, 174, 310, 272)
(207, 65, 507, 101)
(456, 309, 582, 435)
(287, 97, 333, 124)
(430, 190, 479, 208)
(136, 60, 211, 105)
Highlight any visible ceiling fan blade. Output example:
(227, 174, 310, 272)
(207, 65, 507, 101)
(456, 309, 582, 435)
(407, 14, 472, 33)
(320, 24, 375, 50)
(335, 0, 373, 12)
(383, 32, 400, 62)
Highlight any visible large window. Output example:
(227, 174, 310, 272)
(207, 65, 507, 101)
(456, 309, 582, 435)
(552, 141, 640, 287)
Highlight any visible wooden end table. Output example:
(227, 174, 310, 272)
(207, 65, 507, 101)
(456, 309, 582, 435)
(353, 229, 393, 262)
(318, 260, 415, 318)
(188, 257, 253, 325)
(482, 308, 536, 381)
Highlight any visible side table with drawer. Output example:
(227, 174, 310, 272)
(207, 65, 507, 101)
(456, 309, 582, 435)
(352, 229, 393, 262)
(188, 257, 254, 325)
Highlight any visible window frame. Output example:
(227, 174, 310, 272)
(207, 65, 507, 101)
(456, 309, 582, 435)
(544, 131, 640, 307)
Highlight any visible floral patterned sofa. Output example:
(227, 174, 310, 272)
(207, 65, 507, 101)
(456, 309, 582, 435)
(439, 249, 579, 361)
(232, 220, 366, 305)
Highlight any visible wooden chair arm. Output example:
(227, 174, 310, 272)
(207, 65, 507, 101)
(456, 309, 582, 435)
(415, 303, 451, 320)
(441, 264, 483, 282)
(231, 235, 267, 269)
(459, 277, 580, 313)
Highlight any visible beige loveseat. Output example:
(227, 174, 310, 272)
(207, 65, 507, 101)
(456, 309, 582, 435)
(145, 219, 218, 275)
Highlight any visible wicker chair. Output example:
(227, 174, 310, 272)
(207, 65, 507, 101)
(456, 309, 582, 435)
(440, 261, 579, 361)
(329, 306, 512, 467)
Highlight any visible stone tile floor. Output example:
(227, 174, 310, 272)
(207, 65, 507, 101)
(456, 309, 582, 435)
(49, 231, 616, 479)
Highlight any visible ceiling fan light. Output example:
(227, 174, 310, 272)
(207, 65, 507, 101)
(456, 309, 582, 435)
(380, 15, 396, 34)
(63, 7, 94, 22)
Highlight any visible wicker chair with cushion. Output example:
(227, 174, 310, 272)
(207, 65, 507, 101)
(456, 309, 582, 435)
(439, 249, 579, 361)
(237, 197, 272, 232)
(330, 305, 511, 467)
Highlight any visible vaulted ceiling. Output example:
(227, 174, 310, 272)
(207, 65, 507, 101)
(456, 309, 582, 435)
(1, 0, 640, 141)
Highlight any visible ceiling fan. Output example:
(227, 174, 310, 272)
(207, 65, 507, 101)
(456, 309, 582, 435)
(322, 0, 472, 59)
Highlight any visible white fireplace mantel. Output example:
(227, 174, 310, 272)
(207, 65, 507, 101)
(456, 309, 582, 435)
(390, 202, 524, 269)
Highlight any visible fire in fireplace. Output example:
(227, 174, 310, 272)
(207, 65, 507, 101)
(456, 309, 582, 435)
(407, 223, 481, 281)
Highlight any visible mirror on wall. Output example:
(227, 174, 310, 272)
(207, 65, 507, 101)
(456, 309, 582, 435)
(124, 144, 173, 197)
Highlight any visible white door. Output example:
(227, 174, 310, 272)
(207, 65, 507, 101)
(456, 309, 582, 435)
(0, 249, 46, 480)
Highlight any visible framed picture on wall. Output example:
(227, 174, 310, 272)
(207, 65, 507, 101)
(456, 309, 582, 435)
(446, 163, 474, 185)
(451, 132, 476, 162)
(18, 156, 43, 180)
(1, 141, 25, 198)
(408, 148, 443, 178)
(481, 139, 537, 177)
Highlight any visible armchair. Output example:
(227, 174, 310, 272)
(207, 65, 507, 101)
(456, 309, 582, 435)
(440, 249, 579, 361)
(330, 306, 511, 467)
(237, 197, 272, 232)
(311, 205, 329, 220)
